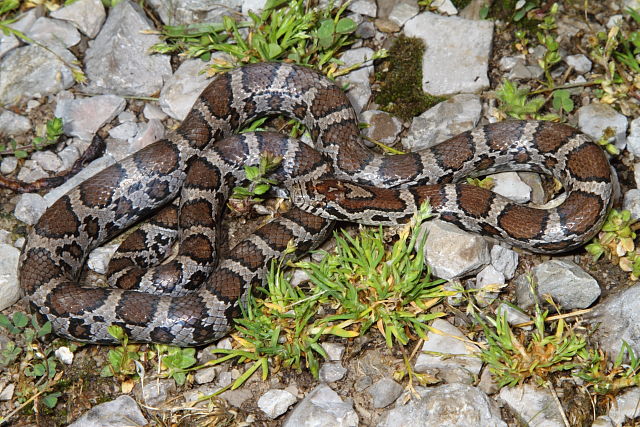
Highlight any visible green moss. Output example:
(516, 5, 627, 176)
(451, 0, 472, 9)
(374, 36, 444, 121)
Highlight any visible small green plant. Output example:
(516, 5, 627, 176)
(466, 177, 494, 190)
(535, 3, 560, 87)
(576, 342, 640, 394)
(477, 304, 587, 387)
(100, 325, 142, 380)
(0, 117, 65, 159)
(156, 345, 197, 386)
(230, 154, 282, 207)
(495, 79, 552, 120)
(586, 209, 640, 279)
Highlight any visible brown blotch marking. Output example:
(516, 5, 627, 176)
(566, 144, 611, 180)
(56, 241, 83, 262)
(286, 67, 323, 92)
(481, 223, 501, 237)
(48, 285, 109, 316)
(533, 121, 578, 153)
(153, 204, 179, 228)
(150, 327, 175, 343)
(118, 230, 147, 252)
(107, 258, 135, 275)
(484, 121, 526, 151)
(115, 268, 146, 290)
(79, 164, 126, 208)
(558, 191, 604, 234)
(498, 205, 548, 239)
(67, 318, 91, 340)
(35, 196, 80, 238)
(310, 86, 349, 118)
(147, 179, 171, 201)
(179, 235, 214, 262)
(515, 151, 530, 163)
(211, 270, 244, 300)
(178, 108, 213, 149)
(412, 185, 445, 208)
(457, 184, 494, 218)
(134, 139, 180, 175)
(535, 241, 573, 252)
(184, 157, 220, 189)
(255, 222, 295, 252)
(433, 133, 474, 171)
(180, 199, 215, 228)
(20, 249, 63, 294)
(115, 292, 158, 325)
(544, 157, 558, 169)
(379, 154, 421, 181)
(282, 209, 329, 234)
(229, 240, 265, 269)
(199, 74, 235, 119)
(81, 216, 100, 240)
(476, 157, 495, 171)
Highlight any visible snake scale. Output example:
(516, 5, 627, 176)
(19, 62, 614, 346)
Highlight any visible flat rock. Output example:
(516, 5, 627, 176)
(367, 378, 403, 408)
(69, 395, 148, 426)
(14, 193, 47, 225)
(147, 0, 243, 25)
(50, 0, 106, 38)
(258, 389, 297, 419)
(499, 384, 564, 427)
(159, 58, 214, 120)
(84, 0, 172, 97)
(337, 47, 375, 116)
(27, 17, 80, 51)
(0, 110, 31, 136)
(577, 102, 628, 148)
(55, 95, 126, 140)
(404, 12, 493, 96)
(0, 244, 21, 311)
(283, 384, 358, 427)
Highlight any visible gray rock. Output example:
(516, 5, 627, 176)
(147, 0, 243, 26)
(219, 388, 253, 407)
(607, 14, 624, 29)
(515, 260, 600, 310)
(27, 17, 80, 51)
(404, 12, 493, 96)
(50, 0, 106, 38)
(54, 346, 74, 365)
(367, 378, 403, 408)
(0, 230, 10, 244)
(16, 160, 47, 183)
(588, 284, 640, 357)
(84, 0, 172, 97)
(432, 0, 458, 15)
(108, 121, 140, 141)
(402, 94, 481, 152)
(577, 103, 628, 148)
(508, 62, 544, 80)
(496, 303, 532, 329)
(592, 415, 615, 427)
(623, 189, 640, 219)
(319, 362, 347, 382)
(13, 237, 24, 249)
(194, 366, 216, 384)
(423, 220, 491, 280)
(0, 156, 18, 175)
(128, 119, 165, 155)
(491, 172, 531, 203)
(143, 104, 167, 121)
(355, 19, 376, 39)
(564, 53, 592, 74)
(473, 264, 505, 306)
(321, 342, 345, 361)
(337, 47, 375, 116)
(31, 151, 63, 172)
(0, 244, 21, 311)
(14, 193, 47, 225)
(498, 56, 524, 71)
(136, 378, 176, 407)
(258, 389, 297, 419)
(55, 95, 126, 141)
(159, 58, 214, 120)
(0, 383, 15, 401)
(414, 319, 482, 384)
(348, 0, 377, 17)
(627, 117, 640, 157)
(87, 244, 118, 274)
(69, 395, 148, 426)
(499, 384, 564, 427)
(0, 45, 76, 105)
(378, 383, 505, 427)
(283, 384, 358, 427)
(608, 387, 640, 425)
(0, 8, 42, 59)
(388, 0, 420, 27)
(361, 110, 403, 146)
(0, 110, 31, 136)
(242, 0, 268, 15)
(490, 245, 518, 280)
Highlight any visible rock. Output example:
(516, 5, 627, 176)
(499, 384, 564, 427)
(490, 245, 518, 280)
(14, 193, 47, 225)
(241, 0, 268, 15)
(577, 103, 628, 148)
(608, 387, 640, 425)
(0, 156, 18, 175)
(0, 8, 42, 59)
(159, 58, 214, 120)
(13, 237, 24, 249)
(135, 379, 176, 407)
(374, 18, 400, 33)
(337, 47, 375, 115)
(128, 119, 165, 154)
(515, 260, 600, 310)
(31, 151, 63, 172)
(431, 0, 458, 15)
(361, 110, 403, 146)
(147, 0, 243, 26)
(55, 346, 74, 365)
(0, 45, 76, 105)
(414, 319, 482, 384)
(347, 0, 377, 17)
(491, 172, 531, 203)
(84, 0, 172, 97)
(423, 220, 491, 280)
(0, 230, 10, 244)
(0, 383, 15, 401)
(219, 388, 253, 407)
(401, 94, 482, 151)
(55, 95, 126, 141)
(194, 366, 216, 384)
(496, 303, 531, 328)
(321, 342, 345, 361)
(627, 117, 640, 157)
(50, 0, 106, 38)
(143, 104, 167, 121)
(87, 245, 119, 274)
(283, 384, 358, 427)
(16, 160, 48, 183)
(592, 415, 615, 427)
(588, 284, 640, 357)
(108, 122, 140, 141)
(388, 1, 420, 27)
(319, 362, 347, 382)
(472, 264, 505, 306)
(258, 389, 297, 419)
(508, 62, 544, 80)
(564, 53, 592, 74)
(404, 12, 493, 96)
(27, 17, 80, 51)
(378, 383, 506, 427)
(623, 189, 640, 219)
(56, 145, 81, 172)
(367, 378, 403, 408)
(69, 395, 148, 427)
(0, 110, 31, 136)
(0, 244, 21, 311)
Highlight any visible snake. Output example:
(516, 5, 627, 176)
(18, 62, 614, 346)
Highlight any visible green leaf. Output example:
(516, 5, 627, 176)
(172, 372, 186, 385)
(12, 312, 28, 328)
(253, 183, 271, 195)
(14, 150, 28, 159)
(317, 19, 335, 48)
(244, 165, 260, 181)
(552, 89, 574, 113)
(107, 325, 125, 341)
(335, 18, 356, 34)
(42, 392, 61, 409)
(100, 365, 114, 377)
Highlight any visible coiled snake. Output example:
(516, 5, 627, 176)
(19, 62, 614, 346)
